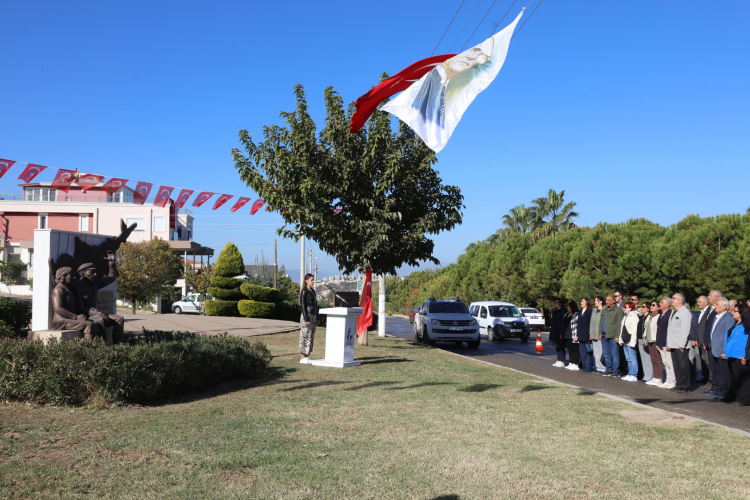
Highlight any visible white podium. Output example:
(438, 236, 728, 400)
(311, 307, 363, 368)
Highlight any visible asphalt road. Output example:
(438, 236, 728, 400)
(386, 316, 750, 434)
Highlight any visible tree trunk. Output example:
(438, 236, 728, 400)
(358, 330, 368, 346)
(131, 298, 136, 314)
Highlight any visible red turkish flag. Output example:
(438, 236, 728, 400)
(212, 194, 233, 210)
(50, 169, 76, 193)
(350, 54, 455, 132)
(357, 268, 373, 337)
(153, 185, 175, 207)
(192, 191, 214, 207)
(174, 189, 194, 209)
(0, 159, 16, 180)
(250, 199, 266, 215)
(102, 178, 128, 194)
(230, 197, 251, 213)
(133, 182, 153, 205)
(17, 164, 47, 183)
(75, 174, 104, 191)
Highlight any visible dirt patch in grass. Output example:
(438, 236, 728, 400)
(620, 409, 694, 426)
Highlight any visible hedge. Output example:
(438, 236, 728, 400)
(214, 242, 245, 277)
(238, 300, 275, 318)
(0, 297, 32, 338)
(0, 330, 271, 405)
(205, 300, 240, 317)
(210, 276, 245, 289)
(207, 287, 244, 301)
(240, 283, 279, 303)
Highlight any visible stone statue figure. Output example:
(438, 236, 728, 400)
(75, 252, 125, 344)
(51, 267, 98, 339)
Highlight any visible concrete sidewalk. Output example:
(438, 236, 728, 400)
(118, 309, 298, 337)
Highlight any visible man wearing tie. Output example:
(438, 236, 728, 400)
(694, 295, 714, 384)
(706, 298, 735, 399)
(666, 293, 693, 393)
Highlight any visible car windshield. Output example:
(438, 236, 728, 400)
(489, 306, 522, 318)
(413, 307, 420, 312)
(522, 308, 540, 314)
(430, 302, 469, 314)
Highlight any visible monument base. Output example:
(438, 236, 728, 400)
(28, 330, 83, 344)
(310, 359, 362, 368)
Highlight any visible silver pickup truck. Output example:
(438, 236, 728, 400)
(414, 297, 480, 348)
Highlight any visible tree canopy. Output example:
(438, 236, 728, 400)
(117, 238, 183, 313)
(232, 84, 464, 275)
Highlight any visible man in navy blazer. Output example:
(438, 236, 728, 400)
(706, 297, 735, 399)
(694, 295, 714, 384)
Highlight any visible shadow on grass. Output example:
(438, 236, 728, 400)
(279, 381, 347, 392)
(459, 384, 504, 393)
(344, 381, 399, 391)
(519, 384, 558, 392)
(577, 389, 598, 396)
(660, 399, 707, 405)
(432, 495, 460, 500)
(386, 382, 457, 391)
(360, 357, 413, 365)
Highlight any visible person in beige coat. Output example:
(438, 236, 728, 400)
(618, 301, 640, 381)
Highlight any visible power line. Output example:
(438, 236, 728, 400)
(459, 0, 500, 52)
(449, 0, 484, 53)
(487, 0, 518, 37)
(512, 0, 544, 40)
(431, 0, 467, 56)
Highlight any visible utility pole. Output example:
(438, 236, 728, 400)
(378, 273, 386, 337)
(300, 237, 305, 286)
(273, 239, 277, 289)
(314, 264, 319, 292)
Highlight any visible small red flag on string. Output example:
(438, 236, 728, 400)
(75, 173, 104, 191)
(174, 189, 194, 209)
(50, 169, 77, 193)
(230, 197, 251, 213)
(153, 185, 175, 207)
(333, 208, 342, 213)
(192, 191, 214, 207)
(18, 164, 47, 183)
(133, 182, 153, 205)
(357, 268, 373, 337)
(102, 178, 128, 195)
(212, 194, 233, 210)
(0, 159, 16, 180)
(250, 199, 266, 215)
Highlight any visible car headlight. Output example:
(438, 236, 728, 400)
(469, 319, 477, 325)
(431, 319, 439, 325)
(522, 318, 529, 324)
(493, 318, 502, 325)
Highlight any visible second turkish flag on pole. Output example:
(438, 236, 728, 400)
(356, 268, 373, 337)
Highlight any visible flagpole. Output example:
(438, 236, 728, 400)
(378, 274, 386, 337)
(300, 237, 305, 288)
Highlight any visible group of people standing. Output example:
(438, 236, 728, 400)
(548, 290, 750, 406)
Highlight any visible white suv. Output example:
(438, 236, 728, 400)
(469, 301, 530, 342)
(414, 298, 480, 348)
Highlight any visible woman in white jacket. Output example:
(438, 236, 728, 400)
(618, 301, 640, 382)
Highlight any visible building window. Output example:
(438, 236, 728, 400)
(25, 188, 56, 202)
(153, 216, 165, 232)
(39, 214, 48, 229)
(125, 217, 146, 231)
(106, 189, 134, 204)
(29, 250, 34, 268)
(176, 227, 183, 239)
(79, 214, 89, 232)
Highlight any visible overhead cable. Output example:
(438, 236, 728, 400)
(487, 0, 518, 37)
(431, 0, 466, 56)
(459, 0, 500, 52)
(512, 0, 544, 40)
(448, 0, 484, 53)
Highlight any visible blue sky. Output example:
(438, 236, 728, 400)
(2, 1, 748, 279)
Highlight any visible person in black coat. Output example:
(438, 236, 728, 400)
(562, 300, 581, 370)
(577, 298, 593, 372)
(549, 298, 568, 367)
(298, 273, 320, 364)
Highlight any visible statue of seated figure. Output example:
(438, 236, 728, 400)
(75, 258, 125, 344)
(51, 267, 98, 339)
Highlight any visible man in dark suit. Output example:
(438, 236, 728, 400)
(694, 295, 714, 384)
(705, 297, 734, 399)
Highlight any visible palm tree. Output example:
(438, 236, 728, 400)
(501, 204, 536, 234)
(531, 189, 579, 238)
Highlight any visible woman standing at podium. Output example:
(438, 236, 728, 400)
(299, 273, 319, 364)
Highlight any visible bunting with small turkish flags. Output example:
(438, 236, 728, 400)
(133, 182, 153, 205)
(230, 197, 251, 213)
(153, 185, 175, 207)
(18, 164, 47, 183)
(102, 178, 128, 195)
(250, 199, 266, 215)
(212, 194, 233, 210)
(192, 191, 214, 207)
(174, 189, 194, 209)
(75, 174, 104, 191)
(50, 169, 77, 193)
(0, 159, 16, 180)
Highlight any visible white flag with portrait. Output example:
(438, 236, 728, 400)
(382, 10, 523, 153)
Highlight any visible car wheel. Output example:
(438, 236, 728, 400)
(467, 339, 480, 349)
(174, 306, 182, 315)
(520, 333, 530, 343)
(423, 328, 435, 346)
(487, 326, 495, 342)
(414, 325, 420, 343)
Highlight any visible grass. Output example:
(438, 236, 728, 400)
(2, 329, 750, 499)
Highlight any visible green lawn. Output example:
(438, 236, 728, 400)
(2, 330, 749, 499)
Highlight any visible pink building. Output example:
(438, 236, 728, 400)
(0, 182, 213, 288)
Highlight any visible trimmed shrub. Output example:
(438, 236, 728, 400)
(214, 242, 245, 278)
(0, 297, 32, 338)
(210, 276, 245, 289)
(238, 300, 275, 318)
(273, 300, 302, 322)
(240, 283, 279, 303)
(205, 300, 240, 317)
(0, 330, 272, 405)
(207, 287, 244, 301)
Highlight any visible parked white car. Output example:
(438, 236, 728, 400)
(520, 307, 545, 329)
(172, 294, 205, 314)
(469, 301, 530, 342)
(414, 298, 480, 348)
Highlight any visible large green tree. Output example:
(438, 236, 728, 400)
(117, 238, 184, 314)
(232, 84, 464, 276)
(531, 189, 579, 239)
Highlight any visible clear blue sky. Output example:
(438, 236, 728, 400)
(2, 1, 748, 279)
